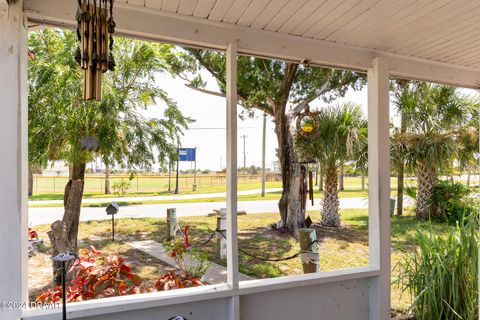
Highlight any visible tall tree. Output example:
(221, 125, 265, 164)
(28, 29, 191, 281)
(391, 80, 410, 216)
(181, 51, 363, 233)
(295, 103, 367, 227)
(392, 83, 478, 219)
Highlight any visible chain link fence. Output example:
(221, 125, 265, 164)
(32, 173, 282, 194)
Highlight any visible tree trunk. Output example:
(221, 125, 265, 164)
(275, 113, 307, 234)
(339, 165, 344, 191)
(105, 164, 111, 194)
(415, 160, 436, 219)
(361, 171, 365, 191)
(48, 162, 86, 284)
(321, 164, 340, 227)
(467, 171, 471, 187)
(273, 63, 306, 235)
(28, 168, 33, 197)
(397, 162, 404, 216)
(397, 103, 407, 217)
(319, 166, 324, 191)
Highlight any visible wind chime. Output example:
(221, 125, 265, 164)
(296, 107, 319, 206)
(75, 0, 116, 101)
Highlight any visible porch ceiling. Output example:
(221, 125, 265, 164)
(24, 0, 480, 88)
(130, 0, 480, 71)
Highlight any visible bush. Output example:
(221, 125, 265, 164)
(163, 225, 210, 279)
(112, 180, 131, 197)
(396, 216, 478, 319)
(36, 247, 150, 302)
(432, 180, 477, 223)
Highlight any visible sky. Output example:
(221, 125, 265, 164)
(145, 71, 369, 172)
(139, 69, 478, 172)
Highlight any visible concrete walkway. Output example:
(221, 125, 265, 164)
(28, 197, 375, 226)
(127, 240, 253, 284)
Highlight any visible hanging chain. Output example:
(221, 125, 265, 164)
(107, 0, 116, 71)
(74, 0, 83, 65)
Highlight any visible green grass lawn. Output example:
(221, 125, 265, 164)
(30, 208, 454, 315)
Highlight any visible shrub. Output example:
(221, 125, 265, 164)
(396, 216, 478, 319)
(36, 246, 150, 303)
(112, 180, 131, 197)
(431, 180, 477, 223)
(163, 225, 210, 279)
(154, 271, 203, 291)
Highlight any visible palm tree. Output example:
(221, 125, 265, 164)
(295, 103, 367, 227)
(392, 83, 477, 219)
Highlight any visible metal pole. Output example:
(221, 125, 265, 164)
(261, 113, 266, 197)
(193, 147, 197, 189)
(168, 161, 172, 192)
(61, 261, 66, 320)
(241, 134, 248, 172)
(174, 147, 179, 194)
(112, 214, 115, 242)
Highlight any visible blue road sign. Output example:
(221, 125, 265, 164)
(178, 148, 196, 161)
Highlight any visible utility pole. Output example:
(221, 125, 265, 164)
(241, 134, 248, 173)
(261, 113, 266, 197)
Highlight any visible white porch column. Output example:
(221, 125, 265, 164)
(225, 42, 240, 320)
(367, 57, 391, 320)
(0, 1, 28, 320)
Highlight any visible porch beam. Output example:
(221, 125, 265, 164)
(367, 57, 391, 320)
(24, 0, 480, 89)
(0, 1, 29, 319)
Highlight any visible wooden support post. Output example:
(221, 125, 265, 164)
(226, 42, 239, 292)
(367, 57, 391, 320)
(216, 209, 227, 260)
(299, 228, 319, 274)
(0, 2, 28, 319)
(166, 208, 177, 241)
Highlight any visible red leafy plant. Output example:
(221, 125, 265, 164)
(36, 246, 151, 303)
(154, 271, 203, 291)
(160, 225, 209, 290)
(28, 227, 39, 240)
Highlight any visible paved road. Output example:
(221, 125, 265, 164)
(28, 188, 284, 205)
(29, 197, 372, 226)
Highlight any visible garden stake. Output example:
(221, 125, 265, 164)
(53, 253, 77, 320)
(106, 202, 119, 241)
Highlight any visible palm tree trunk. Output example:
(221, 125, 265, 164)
(321, 164, 340, 227)
(467, 171, 471, 187)
(361, 171, 365, 191)
(319, 166, 324, 191)
(339, 165, 344, 191)
(397, 163, 404, 216)
(416, 160, 436, 219)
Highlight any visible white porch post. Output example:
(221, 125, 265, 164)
(367, 57, 391, 320)
(226, 42, 240, 320)
(0, 1, 29, 320)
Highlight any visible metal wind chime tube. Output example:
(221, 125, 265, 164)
(75, 0, 116, 101)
